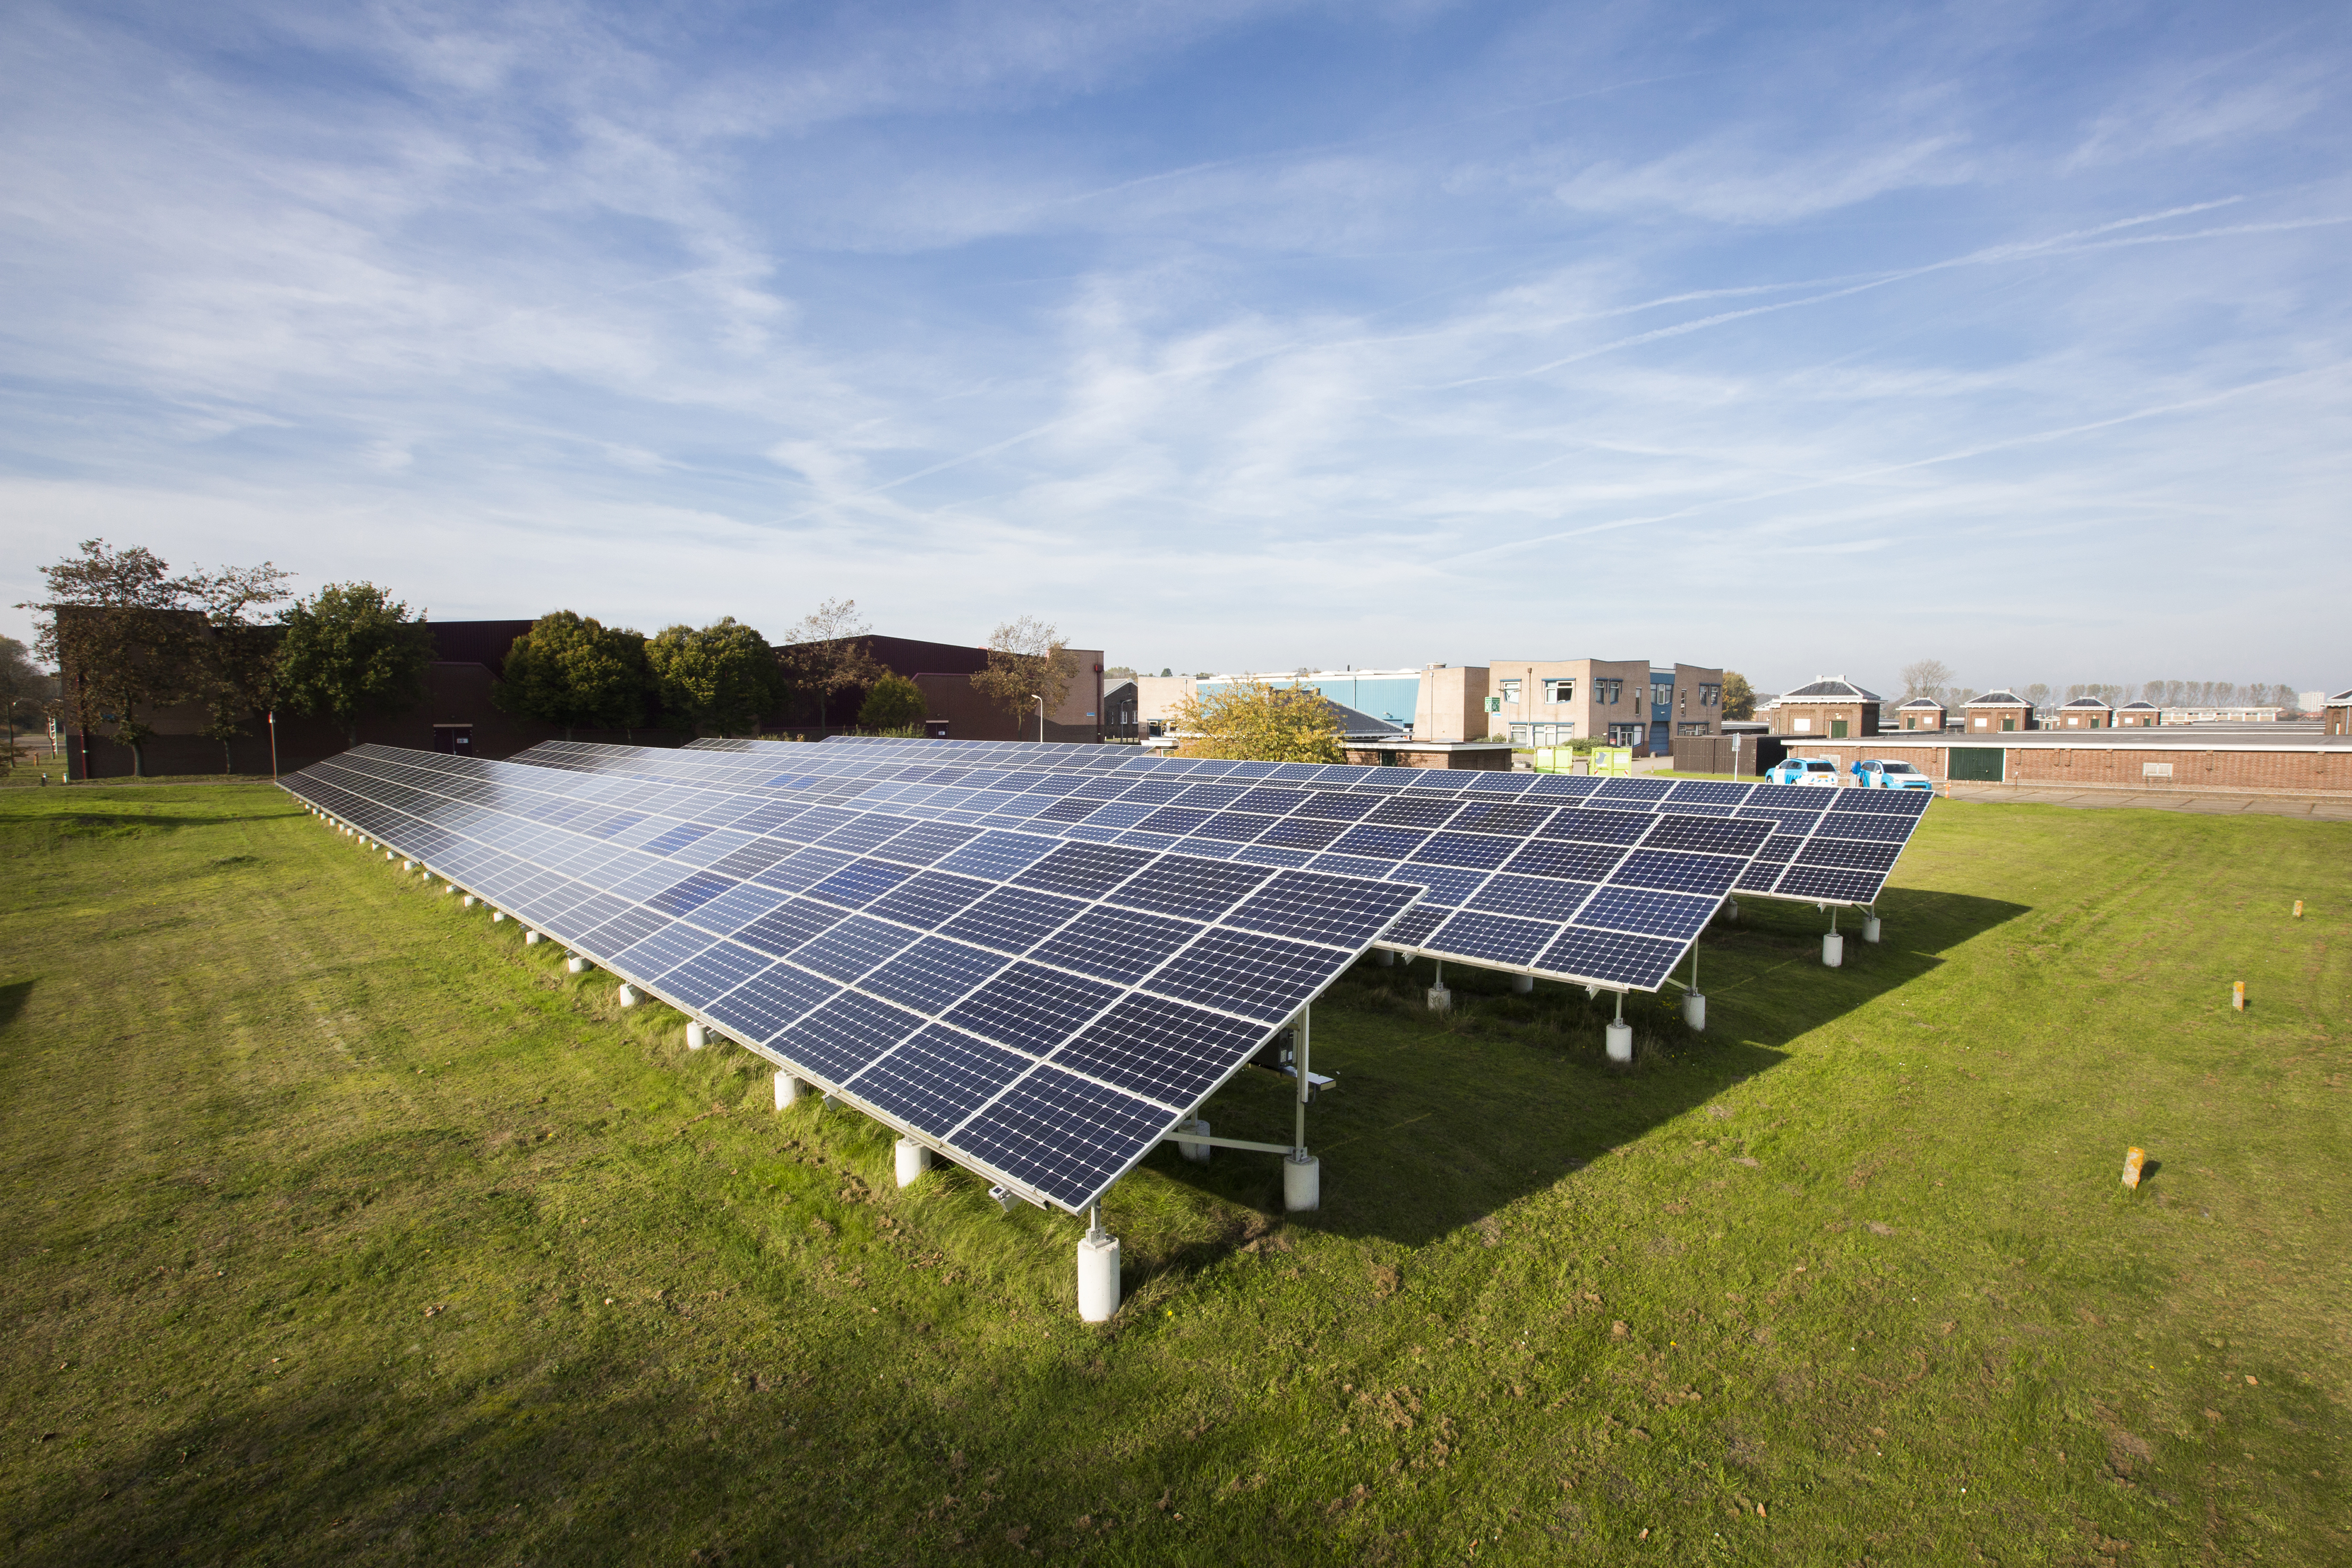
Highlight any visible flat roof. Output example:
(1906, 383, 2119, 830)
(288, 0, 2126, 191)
(1803, 728, 2351, 753)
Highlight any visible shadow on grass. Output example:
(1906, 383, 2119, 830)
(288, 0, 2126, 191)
(1133, 885, 2031, 1257)
(0, 978, 30, 1032)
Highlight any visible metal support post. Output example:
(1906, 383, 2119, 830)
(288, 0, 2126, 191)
(1284, 1007, 1320, 1212)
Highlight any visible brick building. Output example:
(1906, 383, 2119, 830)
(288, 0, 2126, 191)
(1767, 676, 1881, 739)
(1893, 696, 1945, 731)
(2328, 689, 2352, 736)
(2115, 700, 2160, 727)
(2054, 696, 2112, 729)
(1708, 731, 2352, 795)
(1963, 690, 2033, 733)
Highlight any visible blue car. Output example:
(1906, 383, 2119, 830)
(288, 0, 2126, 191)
(1851, 758, 1935, 791)
(1765, 756, 1843, 787)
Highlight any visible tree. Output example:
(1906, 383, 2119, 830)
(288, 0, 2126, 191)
(189, 562, 295, 773)
(857, 672, 927, 732)
(276, 583, 435, 746)
(2023, 682, 2051, 713)
(1166, 679, 1343, 763)
(493, 612, 652, 740)
(1720, 670, 1756, 721)
(1899, 658, 1952, 701)
(779, 597, 884, 733)
(647, 618, 780, 737)
(0, 636, 48, 776)
(20, 539, 200, 776)
(972, 615, 1079, 738)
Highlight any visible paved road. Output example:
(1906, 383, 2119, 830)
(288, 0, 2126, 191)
(1944, 782, 2352, 821)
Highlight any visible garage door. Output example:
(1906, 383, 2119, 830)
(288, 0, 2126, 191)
(1948, 747, 2005, 782)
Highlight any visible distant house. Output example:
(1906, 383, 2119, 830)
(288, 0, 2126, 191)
(2327, 689, 2352, 737)
(2055, 695, 2112, 730)
(1893, 695, 1945, 732)
(2115, 700, 2160, 728)
(1963, 690, 2033, 733)
(1767, 676, 1882, 740)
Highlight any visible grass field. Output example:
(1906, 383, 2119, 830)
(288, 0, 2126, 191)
(2, 782, 2346, 1566)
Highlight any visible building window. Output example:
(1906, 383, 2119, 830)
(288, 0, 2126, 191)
(1543, 677, 1574, 704)
(1793, 716, 1813, 732)
(1595, 679, 1622, 705)
(1676, 722, 1707, 735)
(1699, 683, 1721, 707)
(1499, 679, 1522, 702)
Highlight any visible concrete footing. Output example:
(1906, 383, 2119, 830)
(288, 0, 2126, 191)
(1175, 1118, 1212, 1163)
(524, 930, 542, 945)
(988, 1185, 1016, 1213)
(1284, 1152, 1321, 1212)
(1376, 950, 1395, 967)
(616, 984, 641, 1008)
(1862, 915, 1881, 944)
(566, 955, 590, 974)
(1605, 1020, 1634, 1065)
(1722, 898, 1739, 923)
(1426, 984, 1452, 1013)
(1511, 974, 1534, 995)
(460, 894, 477, 909)
(894, 1137, 931, 1188)
(1822, 932, 1844, 968)
(1077, 1232, 1121, 1322)
(1682, 991, 1707, 1032)
(686, 1022, 707, 1050)
(491, 910, 506, 922)
(402, 860, 415, 871)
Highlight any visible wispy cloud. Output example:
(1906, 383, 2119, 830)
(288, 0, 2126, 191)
(2, 0, 2347, 693)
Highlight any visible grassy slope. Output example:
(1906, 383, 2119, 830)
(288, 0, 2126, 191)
(0, 784, 2344, 1566)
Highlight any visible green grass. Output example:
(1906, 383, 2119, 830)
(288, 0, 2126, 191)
(2, 784, 2346, 1565)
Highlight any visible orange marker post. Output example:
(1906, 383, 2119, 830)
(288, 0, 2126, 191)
(2122, 1147, 2145, 1189)
(2293, 900, 2303, 918)
(2231, 980, 2246, 1012)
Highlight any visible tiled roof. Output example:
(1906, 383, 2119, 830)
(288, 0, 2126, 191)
(2060, 696, 2112, 708)
(1896, 695, 1944, 708)
(2118, 700, 2158, 709)
(1969, 689, 2028, 706)
(1780, 676, 1884, 702)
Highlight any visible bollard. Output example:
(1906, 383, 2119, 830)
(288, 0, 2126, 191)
(2293, 900, 2303, 918)
(1605, 1021, 1634, 1065)
(1682, 991, 1707, 1032)
(1283, 1152, 1321, 1213)
(686, 1021, 706, 1050)
(1862, 915, 1881, 945)
(894, 1138, 931, 1188)
(617, 984, 640, 1008)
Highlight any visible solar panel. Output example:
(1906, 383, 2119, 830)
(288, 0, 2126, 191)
(513, 739, 1775, 993)
(688, 734, 1929, 910)
(281, 746, 1418, 1215)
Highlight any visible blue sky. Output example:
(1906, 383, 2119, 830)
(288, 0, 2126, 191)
(3, 1, 2345, 696)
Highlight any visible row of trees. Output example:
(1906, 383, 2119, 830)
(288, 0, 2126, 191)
(22, 539, 1094, 774)
(1900, 660, 2302, 712)
(22, 540, 434, 775)
(494, 604, 1081, 740)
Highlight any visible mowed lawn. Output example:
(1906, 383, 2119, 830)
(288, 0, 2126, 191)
(1, 781, 2345, 1567)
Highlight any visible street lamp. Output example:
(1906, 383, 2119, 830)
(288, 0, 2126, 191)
(1031, 694, 1044, 743)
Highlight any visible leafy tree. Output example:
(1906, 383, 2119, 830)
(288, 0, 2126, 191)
(780, 597, 884, 733)
(647, 618, 779, 737)
(1166, 679, 1343, 763)
(0, 636, 49, 777)
(857, 672, 926, 732)
(19, 539, 200, 776)
(972, 615, 1079, 738)
(493, 612, 652, 740)
(1719, 670, 1756, 721)
(189, 563, 296, 772)
(276, 583, 435, 746)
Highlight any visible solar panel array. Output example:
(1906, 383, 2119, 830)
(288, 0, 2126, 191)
(802, 733, 1928, 908)
(279, 746, 1418, 1214)
(513, 739, 1774, 992)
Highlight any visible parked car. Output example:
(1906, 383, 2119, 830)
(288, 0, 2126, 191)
(1851, 758, 1935, 791)
(1766, 756, 1843, 787)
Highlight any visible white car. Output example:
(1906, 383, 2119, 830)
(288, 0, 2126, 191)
(1766, 756, 1844, 787)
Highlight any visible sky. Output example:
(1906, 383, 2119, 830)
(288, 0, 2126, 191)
(3, 1, 2346, 697)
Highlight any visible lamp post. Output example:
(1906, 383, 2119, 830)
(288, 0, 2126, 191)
(1031, 694, 1044, 743)
(267, 709, 279, 780)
